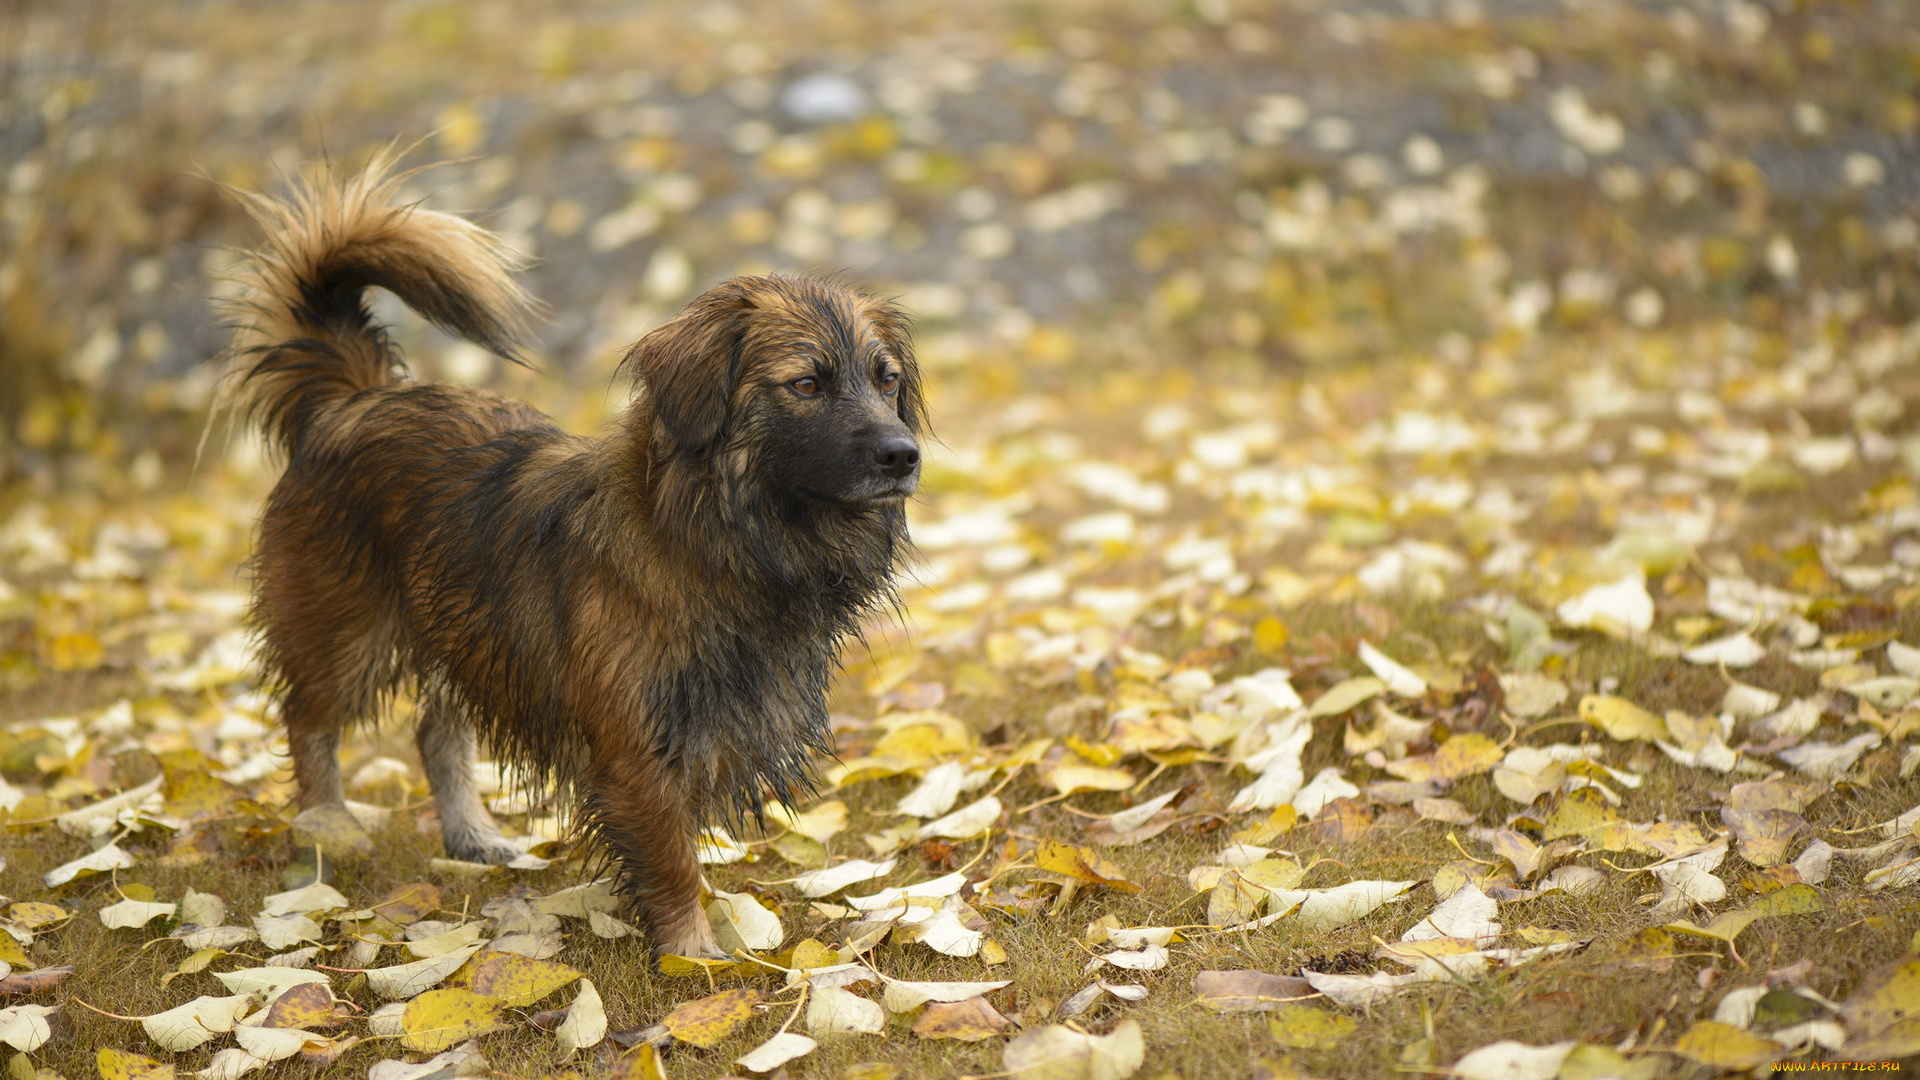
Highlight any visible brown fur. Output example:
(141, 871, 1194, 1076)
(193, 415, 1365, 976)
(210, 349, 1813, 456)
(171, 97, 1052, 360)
(220, 155, 924, 957)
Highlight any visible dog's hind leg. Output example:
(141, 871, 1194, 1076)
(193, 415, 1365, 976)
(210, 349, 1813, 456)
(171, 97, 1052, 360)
(416, 683, 522, 864)
(259, 562, 396, 815)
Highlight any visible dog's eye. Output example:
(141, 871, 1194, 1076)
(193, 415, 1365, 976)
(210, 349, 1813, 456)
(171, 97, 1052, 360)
(790, 376, 821, 397)
(879, 370, 900, 394)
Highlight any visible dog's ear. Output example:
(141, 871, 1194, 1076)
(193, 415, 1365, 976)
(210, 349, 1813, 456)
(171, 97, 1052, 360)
(621, 283, 754, 452)
(863, 298, 926, 435)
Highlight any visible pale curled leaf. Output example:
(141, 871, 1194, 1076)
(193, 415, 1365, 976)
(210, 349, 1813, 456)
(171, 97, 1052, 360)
(554, 978, 606, 1057)
(101, 899, 177, 930)
(0, 1004, 54, 1052)
(1002, 1018, 1144, 1080)
(708, 888, 784, 952)
(143, 994, 259, 1051)
(793, 858, 896, 898)
(735, 1031, 817, 1073)
(807, 984, 885, 1036)
(364, 943, 483, 1000)
(881, 977, 1012, 1012)
(44, 842, 136, 887)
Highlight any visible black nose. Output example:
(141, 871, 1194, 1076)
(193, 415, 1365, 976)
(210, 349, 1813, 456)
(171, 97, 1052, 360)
(873, 437, 920, 479)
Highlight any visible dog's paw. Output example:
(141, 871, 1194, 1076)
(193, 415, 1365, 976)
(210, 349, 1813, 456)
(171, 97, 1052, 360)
(654, 923, 729, 963)
(655, 942, 733, 964)
(444, 834, 524, 865)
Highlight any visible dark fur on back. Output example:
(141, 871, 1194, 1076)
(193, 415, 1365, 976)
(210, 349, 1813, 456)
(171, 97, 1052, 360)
(221, 156, 924, 956)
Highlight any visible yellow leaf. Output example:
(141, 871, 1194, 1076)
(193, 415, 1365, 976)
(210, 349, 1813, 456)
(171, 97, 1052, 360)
(1841, 959, 1920, 1057)
(663, 988, 764, 1048)
(401, 988, 506, 1053)
(1384, 734, 1501, 783)
(1747, 882, 1824, 918)
(163, 947, 227, 986)
(1267, 1005, 1357, 1050)
(162, 769, 242, 819)
(872, 715, 974, 761)
(262, 982, 335, 1029)
(1670, 1021, 1780, 1070)
(1664, 909, 1760, 945)
(1045, 764, 1136, 795)
(656, 953, 745, 979)
(1540, 787, 1643, 852)
(608, 1041, 669, 1080)
(97, 1047, 174, 1080)
(1253, 616, 1290, 655)
(778, 800, 847, 844)
(1065, 736, 1124, 766)
(7, 903, 68, 930)
(1208, 874, 1266, 926)
(457, 950, 582, 1008)
(1579, 695, 1667, 741)
(1427, 734, 1504, 780)
(1033, 841, 1142, 893)
(1108, 713, 1192, 754)
(47, 632, 104, 672)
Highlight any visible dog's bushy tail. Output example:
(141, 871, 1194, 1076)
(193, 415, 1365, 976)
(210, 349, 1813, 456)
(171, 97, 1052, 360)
(219, 152, 533, 454)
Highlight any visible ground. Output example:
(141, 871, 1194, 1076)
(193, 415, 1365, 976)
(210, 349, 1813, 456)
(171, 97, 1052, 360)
(2, 1, 1920, 1078)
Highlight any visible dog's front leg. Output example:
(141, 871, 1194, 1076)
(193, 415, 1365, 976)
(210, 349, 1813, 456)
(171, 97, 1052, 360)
(584, 750, 724, 960)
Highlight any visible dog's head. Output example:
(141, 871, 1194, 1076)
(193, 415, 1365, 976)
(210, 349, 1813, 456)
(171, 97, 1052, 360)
(623, 275, 926, 507)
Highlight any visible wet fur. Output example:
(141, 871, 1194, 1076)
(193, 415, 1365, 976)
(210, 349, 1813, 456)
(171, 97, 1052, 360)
(221, 157, 923, 956)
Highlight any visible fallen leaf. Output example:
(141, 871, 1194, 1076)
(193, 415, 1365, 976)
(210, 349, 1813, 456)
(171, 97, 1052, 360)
(1193, 970, 1316, 1012)
(555, 978, 606, 1057)
(1450, 1040, 1576, 1080)
(1579, 695, 1667, 741)
(913, 995, 1010, 1041)
(0, 1003, 55, 1052)
(708, 888, 785, 952)
(1003, 1019, 1144, 1080)
(881, 978, 1012, 1012)
(1840, 958, 1920, 1058)
(808, 984, 885, 1036)
(1266, 1005, 1357, 1050)
(97, 1047, 175, 1080)
(101, 898, 177, 929)
(261, 981, 334, 1029)
(1671, 1020, 1781, 1070)
(1035, 841, 1142, 893)
(794, 858, 897, 898)
(736, 1031, 817, 1073)
(916, 794, 1001, 840)
(364, 943, 484, 1000)
(400, 988, 506, 1053)
(232, 1022, 326, 1062)
(663, 988, 763, 1047)
(142, 994, 259, 1051)
(44, 841, 136, 887)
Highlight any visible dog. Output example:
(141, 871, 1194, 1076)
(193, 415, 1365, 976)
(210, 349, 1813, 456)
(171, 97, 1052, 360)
(220, 156, 924, 958)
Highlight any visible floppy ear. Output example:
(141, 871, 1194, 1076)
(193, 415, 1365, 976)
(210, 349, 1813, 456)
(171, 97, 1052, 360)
(864, 297, 926, 435)
(620, 283, 753, 452)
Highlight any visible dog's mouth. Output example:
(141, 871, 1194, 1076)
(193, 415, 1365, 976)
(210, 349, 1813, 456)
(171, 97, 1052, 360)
(797, 478, 918, 507)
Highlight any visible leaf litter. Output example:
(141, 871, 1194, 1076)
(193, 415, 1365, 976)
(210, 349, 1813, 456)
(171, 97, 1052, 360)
(4, 0, 1920, 1076)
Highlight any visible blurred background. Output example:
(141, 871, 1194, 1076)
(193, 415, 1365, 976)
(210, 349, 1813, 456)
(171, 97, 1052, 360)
(3, 0, 1915, 498)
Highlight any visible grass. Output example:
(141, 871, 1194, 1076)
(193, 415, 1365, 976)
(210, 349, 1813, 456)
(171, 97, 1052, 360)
(6, 565, 1916, 1078)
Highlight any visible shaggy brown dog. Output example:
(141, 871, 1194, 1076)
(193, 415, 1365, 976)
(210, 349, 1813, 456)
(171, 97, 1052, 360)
(222, 159, 923, 957)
